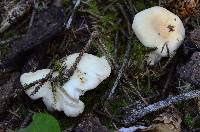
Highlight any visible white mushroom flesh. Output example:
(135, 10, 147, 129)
(62, 53, 111, 100)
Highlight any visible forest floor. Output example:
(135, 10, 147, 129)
(1, 0, 200, 131)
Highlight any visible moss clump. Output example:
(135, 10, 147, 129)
(2, 30, 16, 39)
(63, 0, 70, 7)
(88, 0, 100, 15)
(185, 114, 195, 128)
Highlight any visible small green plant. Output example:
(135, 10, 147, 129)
(185, 114, 195, 128)
(18, 113, 61, 132)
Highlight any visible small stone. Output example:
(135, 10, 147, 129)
(73, 114, 108, 132)
(177, 52, 200, 86)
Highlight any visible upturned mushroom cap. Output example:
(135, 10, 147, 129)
(20, 69, 53, 100)
(20, 53, 111, 117)
(62, 53, 111, 100)
(132, 6, 185, 65)
(20, 69, 84, 117)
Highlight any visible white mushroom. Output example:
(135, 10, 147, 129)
(20, 69, 54, 101)
(20, 53, 111, 117)
(62, 53, 111, 100)
(132, 6, 185, 65)
(20, 69, 84, 117)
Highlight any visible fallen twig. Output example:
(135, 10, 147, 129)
(23, 69, 54, 90)
(108, 38, 131, 99)
(23, 31, 97, 95)
(28, 0, 36, 30)
(96, 36, 148, 105)
(124, 89, 200, 125)
(58, 31, 98, 83)
(65, 0, 81, 29)
(117, 3, 132, 35)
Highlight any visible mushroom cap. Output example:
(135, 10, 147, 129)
(62, 53, 111, 100)
(132, 6, 185, 57)
(20, 69, 84, 117)
(20, 69, 53, 100)
(20, 53, 111, 117)
(58, 89, 84, 117)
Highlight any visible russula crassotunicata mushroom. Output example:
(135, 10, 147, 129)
(62, 53, 111, 100)
(20, 69, 85, 117)
(20, 53, 111, 117)
(132, 6, 185, 65)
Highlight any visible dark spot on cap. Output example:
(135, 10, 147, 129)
(167, 25, 175, 32)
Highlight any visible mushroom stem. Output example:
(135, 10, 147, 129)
(146, 51, 162, 65)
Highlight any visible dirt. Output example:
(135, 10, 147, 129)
(0, 72, 20, 114)
(0, 5, 65, 69)
(73, 114, 108, 132)
(177, 52, 200, 86)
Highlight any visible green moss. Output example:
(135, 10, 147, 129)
(0, 44, 9, 60)
(105, 36, 115, 55)
(88, 0, 100, 15)
(3, 30, 16, 39)
(99, 13, 117, 27)
(132, 39, 145, 61)
(185, 114, 195, 128)
(52, 59, 63, 73)
(135, 0, 158, 11)
(135, 0, 146, 11)
(63, 0, 70, 7)
(111, 99, 127, 113)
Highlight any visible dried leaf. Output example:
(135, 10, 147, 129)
(145, 106, 182, 132)
(162, 0, 199, 19)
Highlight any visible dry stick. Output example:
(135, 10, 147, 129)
(123, 77, 148, 105)
(23, 31, 96, 99)
(108, 38, 131, 99)
(96, 39, 133, 102)
(51, 31, 97, 101)
(65, 0, 81, 29)
(117, 3, 148, 105)
(125, 0, 134, 14)
(124, 89, 200, 125)
(96, 37, 147, 104)
(97, 38, 117, 71)
(114, 19, 122, 63)
(28, 0, 36, 30)
(59, 31, 98, 82)
(23, 70, 54, 90)
(117, 3, 132, 35)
